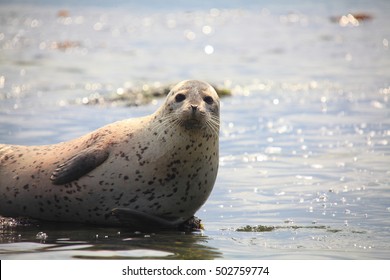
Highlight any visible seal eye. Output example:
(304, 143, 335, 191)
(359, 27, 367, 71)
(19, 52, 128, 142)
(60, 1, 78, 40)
(203, 96, 214, 105)
(175, 93, 186, 103)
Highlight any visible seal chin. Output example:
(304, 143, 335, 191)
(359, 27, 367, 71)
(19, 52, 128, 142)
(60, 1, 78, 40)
(182, 118, 203, 130)
(182, 115, 205, 130)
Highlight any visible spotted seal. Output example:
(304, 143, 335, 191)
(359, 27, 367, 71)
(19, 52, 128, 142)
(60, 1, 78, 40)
(0, 80, 220, 229)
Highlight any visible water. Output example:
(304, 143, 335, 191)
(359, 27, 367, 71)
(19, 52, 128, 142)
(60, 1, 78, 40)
(1, 0, 390, 259)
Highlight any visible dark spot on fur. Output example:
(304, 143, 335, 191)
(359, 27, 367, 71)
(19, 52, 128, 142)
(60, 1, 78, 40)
(142, 188, 155, 195)
(165, 173, 176, 182)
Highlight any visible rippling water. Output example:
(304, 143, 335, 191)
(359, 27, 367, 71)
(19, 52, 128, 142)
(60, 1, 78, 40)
(1, 0, 390, 259)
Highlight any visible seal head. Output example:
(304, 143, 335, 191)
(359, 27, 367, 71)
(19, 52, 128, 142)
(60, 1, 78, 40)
(156, 80, 219, 134)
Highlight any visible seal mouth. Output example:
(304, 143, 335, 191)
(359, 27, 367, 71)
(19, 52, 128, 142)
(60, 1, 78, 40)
(182, 118, 203, 130)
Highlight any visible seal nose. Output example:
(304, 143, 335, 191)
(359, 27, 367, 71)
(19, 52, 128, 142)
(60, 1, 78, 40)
(191, 105, 198, 112)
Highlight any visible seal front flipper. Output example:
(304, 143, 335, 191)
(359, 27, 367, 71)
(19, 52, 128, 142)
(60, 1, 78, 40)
(50, 146, 109, 185)
(111, 208, 185, 229)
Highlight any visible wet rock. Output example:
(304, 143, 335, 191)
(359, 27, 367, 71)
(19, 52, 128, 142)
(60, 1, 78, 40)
(51, 40, 81, 51)
(178, 216, 204, 232)
(330, 13, 373, 26)
(57, 10, 70, 18)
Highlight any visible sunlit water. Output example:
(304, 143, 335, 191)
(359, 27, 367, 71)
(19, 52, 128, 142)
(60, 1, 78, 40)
(1, 0, 389, 259)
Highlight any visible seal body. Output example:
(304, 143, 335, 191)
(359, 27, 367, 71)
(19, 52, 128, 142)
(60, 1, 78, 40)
(0, 80, 220, 227)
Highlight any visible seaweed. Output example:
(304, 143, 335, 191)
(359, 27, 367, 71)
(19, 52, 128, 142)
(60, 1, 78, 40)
(77, 83, 231, 107)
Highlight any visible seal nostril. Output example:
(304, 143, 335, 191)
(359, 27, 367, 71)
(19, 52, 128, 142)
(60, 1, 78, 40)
(191, 105, 198, 112)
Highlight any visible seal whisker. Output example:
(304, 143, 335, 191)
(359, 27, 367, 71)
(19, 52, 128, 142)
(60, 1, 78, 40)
(206, 120, 219, 136)
(205, 115, 220, 136)
(155, 115, 181, 141)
